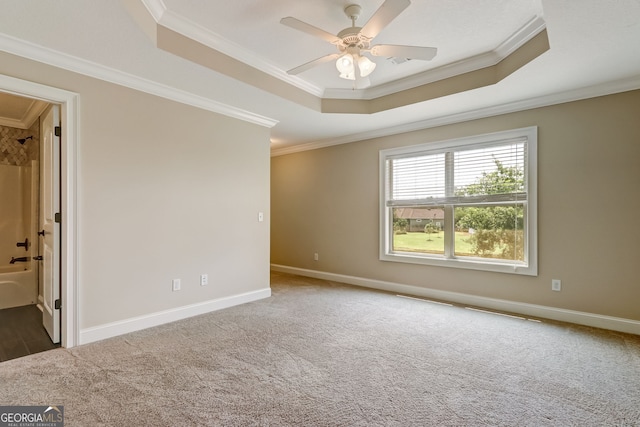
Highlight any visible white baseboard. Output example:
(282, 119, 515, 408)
(79, 287, 271, 345)
(271, 264, 640, 336)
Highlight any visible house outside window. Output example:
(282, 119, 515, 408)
(380, 127, 537, 275)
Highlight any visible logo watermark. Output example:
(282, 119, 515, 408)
(0, 406, 63, 427)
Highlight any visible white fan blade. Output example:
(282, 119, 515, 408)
(370, 44, 437, 61)
(280, 17, 341, 45)
(360, 0, 411, 40)
(286, 53, 341, 75)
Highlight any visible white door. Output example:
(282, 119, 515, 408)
(40, 105, 61, 344)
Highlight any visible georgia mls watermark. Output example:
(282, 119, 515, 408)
(0, 406, 63, 427)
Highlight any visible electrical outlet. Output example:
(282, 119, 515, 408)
(314, 253, 319, 261)
(172, 279, 181, 292)
(200, 274, 208, 286)
(552, 279, 561, 292)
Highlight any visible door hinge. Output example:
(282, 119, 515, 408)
(54, 126, 61, 137)
(54, 299, 62, 310)
(55, 212, 61, 223)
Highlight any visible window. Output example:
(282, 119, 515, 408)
(380, 127, 537, 275)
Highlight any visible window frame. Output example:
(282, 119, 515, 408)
(379, 127, 538, 276)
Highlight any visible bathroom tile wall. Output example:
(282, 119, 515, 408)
(0, 120, 40, 166)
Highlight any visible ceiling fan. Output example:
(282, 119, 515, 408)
(280, 0, 437, 88)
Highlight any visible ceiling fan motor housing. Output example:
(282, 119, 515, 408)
(338, 27, 367, 47)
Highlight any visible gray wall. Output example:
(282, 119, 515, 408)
(272, 90, 640, 322)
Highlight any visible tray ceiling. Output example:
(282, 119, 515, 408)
(0, 1, 638, 153)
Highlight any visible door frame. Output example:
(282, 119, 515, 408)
(0, 74, 79, 348)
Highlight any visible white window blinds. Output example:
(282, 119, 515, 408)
(386, 138, 527, 207)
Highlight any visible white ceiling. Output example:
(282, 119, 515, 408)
(0, 1, 639, 154)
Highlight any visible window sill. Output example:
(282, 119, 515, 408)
(380, 252, 537, 276)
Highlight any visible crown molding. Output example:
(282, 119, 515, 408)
(141, 1, 547, 103)
(131, 3, 550, 116)
(271, 75, 640, 156)
(140, 0, 166, 22)
(0, 117, 24, 128)
(496, 15, 547, 59)
(20, 99, 49, 128)
(0, 32, 278, 128)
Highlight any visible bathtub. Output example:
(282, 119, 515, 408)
(0, 264, 37, 310)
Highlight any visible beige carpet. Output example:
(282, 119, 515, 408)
(1, 271, 639, 426)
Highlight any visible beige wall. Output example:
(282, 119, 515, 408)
(272, 90, 640, 322)
(0, 51, 271, 330)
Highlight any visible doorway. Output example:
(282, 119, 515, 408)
(0, 94, 62, 361)
(0, 74, 79, 354)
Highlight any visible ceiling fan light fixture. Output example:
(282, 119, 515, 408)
(336, 54, 355, 80)
(357, 55, 376, 77)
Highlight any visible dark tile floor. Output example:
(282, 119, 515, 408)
(0, 304, 59, 362)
